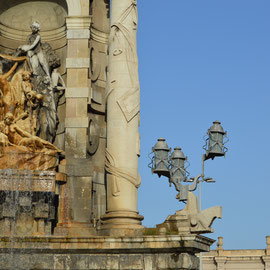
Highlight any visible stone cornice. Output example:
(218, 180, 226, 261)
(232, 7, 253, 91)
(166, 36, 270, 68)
(0, 234, 214, 253)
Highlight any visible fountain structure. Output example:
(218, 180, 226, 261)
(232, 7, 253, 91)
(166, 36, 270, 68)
(0, 1, 221, 269)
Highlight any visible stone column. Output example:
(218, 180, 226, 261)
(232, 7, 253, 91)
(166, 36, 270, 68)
(101, 0, 143, 234)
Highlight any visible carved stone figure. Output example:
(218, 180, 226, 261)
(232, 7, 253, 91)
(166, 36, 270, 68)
(37, 77, 58, 143)
(1, 112, 61, 153)
(19, 22, 51, 79)
(51, 68, 65, 106)
(0, 62, 19, 117)
(0, 22, 65, 170)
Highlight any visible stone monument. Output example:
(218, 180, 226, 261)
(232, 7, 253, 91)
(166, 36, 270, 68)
(0, 1, 220, 269)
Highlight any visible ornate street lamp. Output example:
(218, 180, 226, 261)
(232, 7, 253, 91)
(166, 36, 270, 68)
(170, 147, 189, 185)
(151, 138, 171, 178)
(149, 121, 228, 270)
(149, 120, 228, 202)
(203, 120, 228, 160)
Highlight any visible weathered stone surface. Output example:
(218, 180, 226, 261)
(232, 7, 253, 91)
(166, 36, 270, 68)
(0, 234, 213, 269)
(0, 252, 202, 270)
(120, 254, 143, 270)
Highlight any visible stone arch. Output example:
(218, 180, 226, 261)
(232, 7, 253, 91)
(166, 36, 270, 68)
(0, 1, 67, 31)
(0, 0, 69, 51)
(65, 0, 82, 16)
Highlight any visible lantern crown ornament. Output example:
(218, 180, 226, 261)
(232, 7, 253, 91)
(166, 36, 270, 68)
(203, 120, 228, 160)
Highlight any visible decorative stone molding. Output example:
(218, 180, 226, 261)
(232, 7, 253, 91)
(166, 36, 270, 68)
(0, 170, 64, 192)
(0, 24, 66, 42)
(90, 43, 101, 81)
(66, 16, 92, 30)
(91, 27, 109, 44)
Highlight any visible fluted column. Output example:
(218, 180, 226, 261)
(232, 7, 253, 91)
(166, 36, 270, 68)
(101, 0, 143, 234)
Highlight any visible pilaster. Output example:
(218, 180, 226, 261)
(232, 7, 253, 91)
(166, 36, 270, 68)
(56, 15, 94, 236)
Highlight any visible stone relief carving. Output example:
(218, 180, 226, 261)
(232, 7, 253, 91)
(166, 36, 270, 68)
(90, 43, 101, 82)
(87, 115, 100, 155)
(105, 0, 141, 196)
(105, 149, 141, 196)
(108, 0, 140, 122)
(0, 22, 65, 171)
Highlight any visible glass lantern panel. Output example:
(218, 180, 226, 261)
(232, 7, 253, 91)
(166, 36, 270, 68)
(171, 159, 185, 182)
(154, 149, 169, 171)
(217, 133, 224, 153)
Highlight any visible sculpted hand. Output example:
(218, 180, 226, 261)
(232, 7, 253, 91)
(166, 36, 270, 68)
(19, 45, 31, 52)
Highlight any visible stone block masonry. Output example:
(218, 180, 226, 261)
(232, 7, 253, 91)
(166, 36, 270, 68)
(0, 234, 213, 270)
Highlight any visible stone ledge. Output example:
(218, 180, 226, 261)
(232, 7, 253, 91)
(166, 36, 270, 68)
(0, 235, 214, 253)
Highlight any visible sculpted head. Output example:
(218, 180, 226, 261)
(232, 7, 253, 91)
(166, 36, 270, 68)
(4, 112, 14, 125)
(30, 21, 40, 33)
(22, 71, 31, 81)
(26, 90, 36, 101)
(43, 76, 51, 86)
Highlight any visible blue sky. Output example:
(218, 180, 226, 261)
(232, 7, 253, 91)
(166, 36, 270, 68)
(137, 1, 270, 250)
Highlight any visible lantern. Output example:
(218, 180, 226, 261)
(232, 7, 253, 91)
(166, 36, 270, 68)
(151, 138, 171, 177)
(204, 120, 227, 160)
(170, 147, 188, 184)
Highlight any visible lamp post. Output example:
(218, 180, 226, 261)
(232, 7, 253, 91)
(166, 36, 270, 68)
(149, 120, 228, 270)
